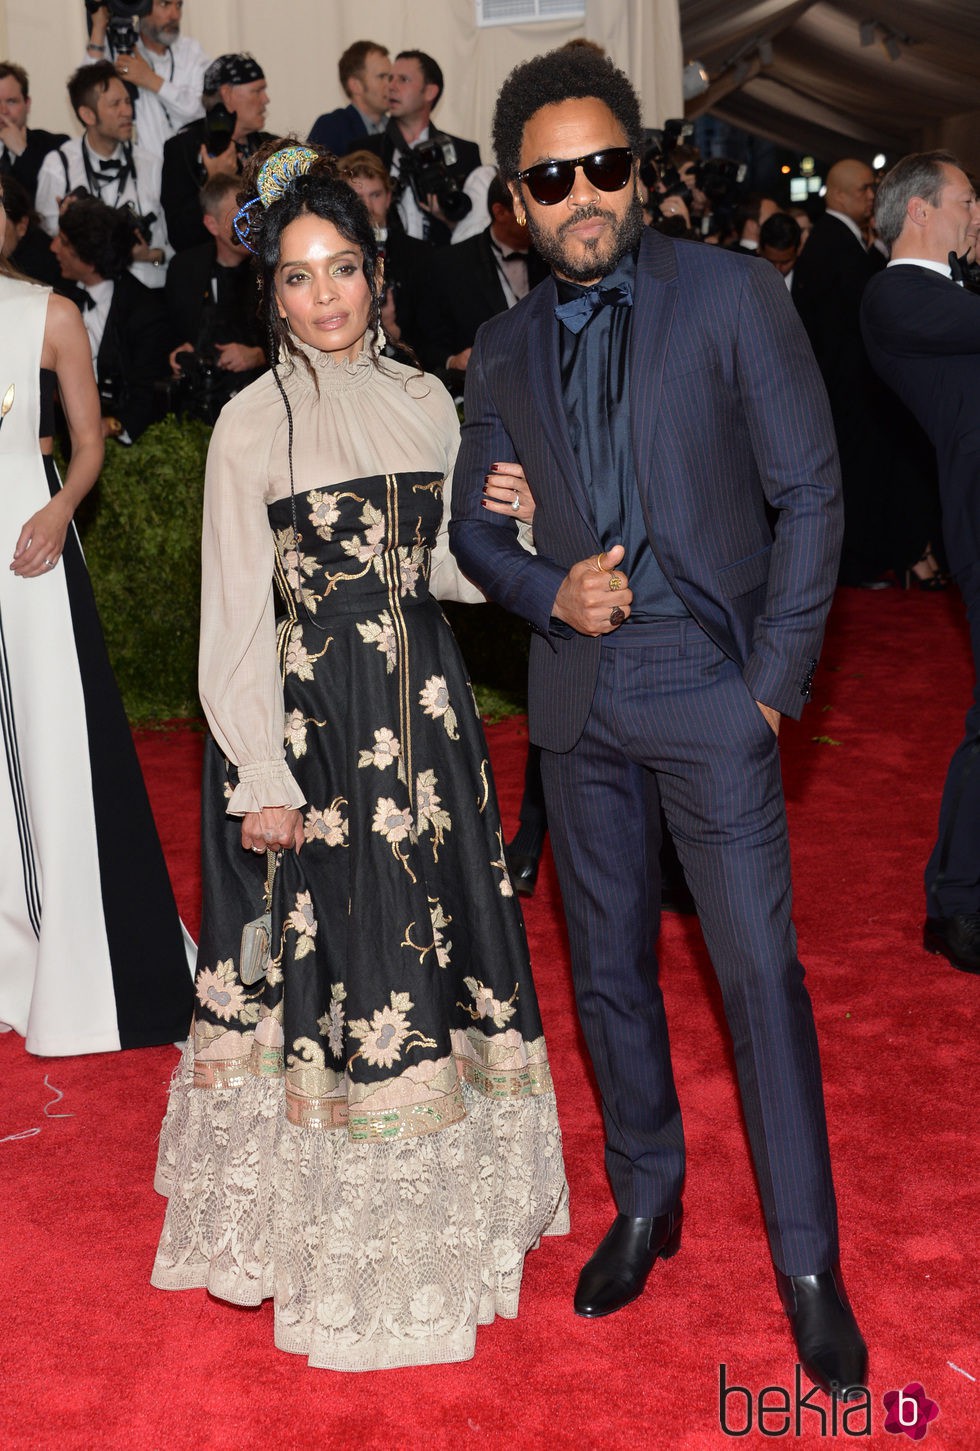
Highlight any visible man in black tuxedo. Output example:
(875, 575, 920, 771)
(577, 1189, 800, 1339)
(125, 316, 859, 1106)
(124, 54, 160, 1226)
(162, 52, 274, 252)
(338, 148, 432, 364)
(166, 171, 265, 419)
(308, 40, 390, 155)
(450, 45, 866, 1398)
(52, 195, 168, 442)
(861, 152, 980, 974)
(0, 62, 68, 200)
(791, 160, 894, 586)
(415, 174, 548, 378)
(362, 50, 480, 248)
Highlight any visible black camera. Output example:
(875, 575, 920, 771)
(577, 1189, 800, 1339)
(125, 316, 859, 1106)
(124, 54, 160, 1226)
(116, 199, 157, 242)
(174, 347, 223, 425)
(397, 131, 471, 224)
(85, 0, 152, 57)
(696, 157, 748, 213)
(203, 102, 236, 159)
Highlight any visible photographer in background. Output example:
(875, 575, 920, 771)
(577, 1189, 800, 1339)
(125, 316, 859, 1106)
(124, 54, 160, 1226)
(162, 52, 273, 252)
(0, 61, 69, 200)
(414, 172, 548, 381)
(35, 61, 170, 289)
(166, 171, 265, 423)
(51, 193, 169, 442)
(363, 49, 480, 246)
(759, 210, 803, 292)
(84, 0, 209, 162)
(337, 149, 431, 365)
(308, 40, 390, 155)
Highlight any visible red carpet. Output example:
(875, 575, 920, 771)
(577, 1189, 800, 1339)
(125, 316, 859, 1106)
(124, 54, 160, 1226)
(1, 590, 978, 1449)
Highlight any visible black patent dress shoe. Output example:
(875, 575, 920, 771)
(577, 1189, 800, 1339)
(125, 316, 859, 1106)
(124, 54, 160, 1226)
(924, 914, 980, 974)
(775, 1264, 868, 1399)
(574, 1206, 682, 1318)
(506, 850, 540, 898)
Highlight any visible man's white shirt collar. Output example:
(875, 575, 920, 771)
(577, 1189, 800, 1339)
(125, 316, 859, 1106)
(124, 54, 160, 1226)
(887, 257, 954, 280)
(825, 209, 866, 248)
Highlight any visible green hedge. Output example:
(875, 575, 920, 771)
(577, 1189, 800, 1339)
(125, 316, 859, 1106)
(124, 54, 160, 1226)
(76, 416, 528, 723)
(76, 415, 211, 722)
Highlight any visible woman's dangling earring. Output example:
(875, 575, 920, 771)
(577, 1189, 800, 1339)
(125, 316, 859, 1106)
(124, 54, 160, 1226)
(373, 290, 387, 354)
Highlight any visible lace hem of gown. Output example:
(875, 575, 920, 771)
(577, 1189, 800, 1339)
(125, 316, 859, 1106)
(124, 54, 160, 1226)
(151, 1044, 570, 1372)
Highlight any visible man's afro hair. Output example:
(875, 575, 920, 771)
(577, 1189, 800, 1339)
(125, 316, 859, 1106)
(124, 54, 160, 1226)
(492, 47, 644, 182)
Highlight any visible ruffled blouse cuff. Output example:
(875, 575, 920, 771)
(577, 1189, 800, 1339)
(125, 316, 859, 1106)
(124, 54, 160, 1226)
(225, 760, 307, 816)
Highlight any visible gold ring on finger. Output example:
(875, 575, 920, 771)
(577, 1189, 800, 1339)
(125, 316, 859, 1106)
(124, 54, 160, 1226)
(593, 552, 607, 573)
(608, 573, 624, 591)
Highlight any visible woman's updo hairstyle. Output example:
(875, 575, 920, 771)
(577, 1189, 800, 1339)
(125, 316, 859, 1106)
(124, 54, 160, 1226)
(236, 137, 382, 377)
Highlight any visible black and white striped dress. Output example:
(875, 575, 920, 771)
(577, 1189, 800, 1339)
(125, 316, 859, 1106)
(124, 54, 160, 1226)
(0, 274, 194, 1055)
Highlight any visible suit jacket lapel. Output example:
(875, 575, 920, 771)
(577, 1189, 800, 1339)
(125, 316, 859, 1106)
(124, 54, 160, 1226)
(630, 230, 677, 494)
(527, 275, 597, 537)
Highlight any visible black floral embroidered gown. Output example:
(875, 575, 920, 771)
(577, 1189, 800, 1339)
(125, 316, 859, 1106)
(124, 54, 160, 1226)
(152, 342, 567, 1371)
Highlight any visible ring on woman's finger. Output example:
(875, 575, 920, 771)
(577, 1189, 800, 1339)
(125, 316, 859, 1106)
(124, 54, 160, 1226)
(44, 558, 52, 568)
(608, 573, 624, 591)
(251, 846, 263, 853)
(511, 492, 521, 511)
(609, 606, 626, 626)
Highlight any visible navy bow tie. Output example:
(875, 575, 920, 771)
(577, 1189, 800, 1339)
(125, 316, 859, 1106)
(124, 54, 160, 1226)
(948, 250, 969, 284)
(554, 279, 633, 334)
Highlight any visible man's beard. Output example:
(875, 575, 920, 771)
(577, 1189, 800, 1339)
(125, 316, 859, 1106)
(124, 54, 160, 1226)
(141, 20, 179, 49)
(525, 186, 644, 283)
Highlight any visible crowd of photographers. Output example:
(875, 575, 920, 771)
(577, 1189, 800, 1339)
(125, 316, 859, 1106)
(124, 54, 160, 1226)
(0, 5, 971, 590)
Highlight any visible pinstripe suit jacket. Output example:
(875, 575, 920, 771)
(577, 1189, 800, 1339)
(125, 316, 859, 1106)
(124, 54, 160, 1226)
(449, 228, 843, 753)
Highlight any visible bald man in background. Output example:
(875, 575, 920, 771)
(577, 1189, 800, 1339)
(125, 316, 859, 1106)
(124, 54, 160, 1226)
(792, 160, 893, 586)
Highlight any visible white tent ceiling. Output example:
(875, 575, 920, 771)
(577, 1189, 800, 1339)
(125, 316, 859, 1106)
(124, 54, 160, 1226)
(681, 0, 980, 171)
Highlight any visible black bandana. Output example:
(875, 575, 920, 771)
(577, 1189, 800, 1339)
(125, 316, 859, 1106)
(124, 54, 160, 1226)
(203, 53, 265, 93)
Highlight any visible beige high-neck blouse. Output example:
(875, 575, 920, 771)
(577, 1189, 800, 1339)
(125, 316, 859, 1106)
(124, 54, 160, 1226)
(199, 341, 483, 816)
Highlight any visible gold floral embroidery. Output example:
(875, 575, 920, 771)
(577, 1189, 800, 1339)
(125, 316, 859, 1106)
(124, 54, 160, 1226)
(358, 727, 401, 771)
(415, 768, 452, 858)
(400, 898, 451, 968)
(491, 826, 514, 896)
(286, 890, 318, 958)
(347, 990, 438, 1072)
(306, 488, 342, 540)
(303, 796, 348, 847)
(273, 526, 318, 605)
(316, 982, 347, 1060)
(284, 624, 332, 680)
(458, 978, 519, 1029)
(372, 795, 418, 880)
(419, 675, 458, 739)
(284, 707, 328, 759)
(196, 959, 246, 1023)
(356, 611, 397, 674)
(429, 898, 452, 968)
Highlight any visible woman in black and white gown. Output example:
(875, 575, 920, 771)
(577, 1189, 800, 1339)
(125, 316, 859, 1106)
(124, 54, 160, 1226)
(151, 143, 567, 1371)
(0, 179, 194, 1056)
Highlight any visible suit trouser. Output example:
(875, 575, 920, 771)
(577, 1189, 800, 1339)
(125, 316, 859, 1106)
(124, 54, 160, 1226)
(539, 619, 840, 1276)
(925, 560, 980, 917)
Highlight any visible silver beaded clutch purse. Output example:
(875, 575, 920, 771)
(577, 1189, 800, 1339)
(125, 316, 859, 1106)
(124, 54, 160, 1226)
(239, 848, 277, 986)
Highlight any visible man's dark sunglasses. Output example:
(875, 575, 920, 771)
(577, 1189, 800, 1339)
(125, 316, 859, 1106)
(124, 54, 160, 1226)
(515, 147, 635, 206)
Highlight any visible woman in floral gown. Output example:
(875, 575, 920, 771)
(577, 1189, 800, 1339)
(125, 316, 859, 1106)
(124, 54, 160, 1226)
(151, 143, 567, 1371)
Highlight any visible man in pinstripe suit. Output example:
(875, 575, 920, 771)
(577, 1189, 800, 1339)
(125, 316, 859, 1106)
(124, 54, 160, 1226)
(449, 47, 867, 1397)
